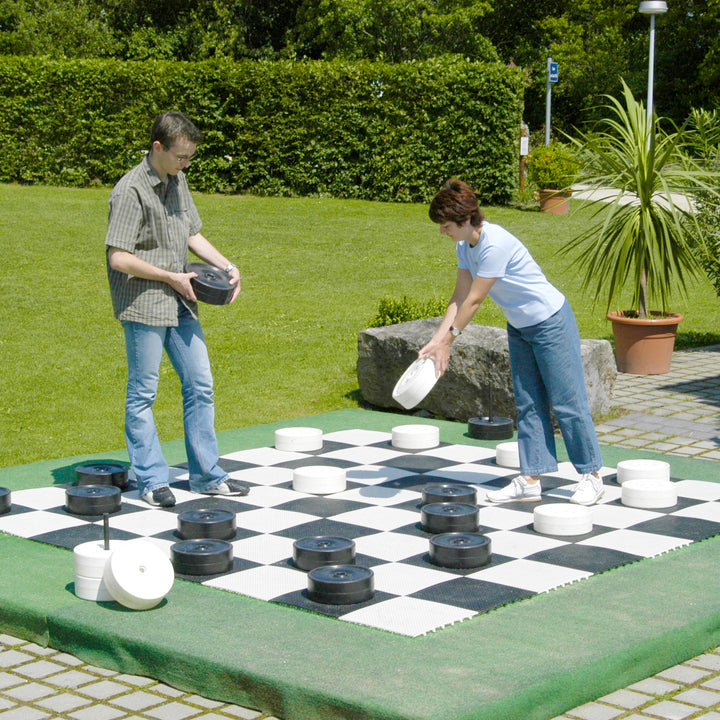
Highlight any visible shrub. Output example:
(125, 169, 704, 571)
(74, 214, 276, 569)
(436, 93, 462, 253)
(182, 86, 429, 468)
(0, 55, 524, 203)
(526, 141, 580, 191)
(370, 295, 447, 326)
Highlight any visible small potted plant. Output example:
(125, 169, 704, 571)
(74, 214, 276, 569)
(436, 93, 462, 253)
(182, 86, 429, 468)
(562, 81, 719, 374)
(526, 141, 580, 214)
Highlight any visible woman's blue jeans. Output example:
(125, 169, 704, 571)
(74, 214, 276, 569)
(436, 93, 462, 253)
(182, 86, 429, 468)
(122, 305, 227, 496)
(507, 301, 603, 477)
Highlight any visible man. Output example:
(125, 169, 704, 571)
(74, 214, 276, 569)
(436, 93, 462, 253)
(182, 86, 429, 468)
(105, 110, 248, 507)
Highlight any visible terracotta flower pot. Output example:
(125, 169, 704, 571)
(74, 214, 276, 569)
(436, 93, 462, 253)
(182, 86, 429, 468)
(539, 189, 571, 215)
(607, 311, 683, 374)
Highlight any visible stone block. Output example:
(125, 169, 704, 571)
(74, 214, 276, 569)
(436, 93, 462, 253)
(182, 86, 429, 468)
(357, 318, 616, 423)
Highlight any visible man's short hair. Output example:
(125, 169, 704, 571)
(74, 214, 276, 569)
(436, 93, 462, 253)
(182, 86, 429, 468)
(150, 111, 203, 150)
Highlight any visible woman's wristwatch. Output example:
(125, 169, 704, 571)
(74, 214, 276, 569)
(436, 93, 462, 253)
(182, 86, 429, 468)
(450, 326, 462, 337)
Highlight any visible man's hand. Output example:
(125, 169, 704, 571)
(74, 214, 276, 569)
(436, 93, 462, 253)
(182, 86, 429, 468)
(167, 270, 198, 302)
(227, 266, 241, 304)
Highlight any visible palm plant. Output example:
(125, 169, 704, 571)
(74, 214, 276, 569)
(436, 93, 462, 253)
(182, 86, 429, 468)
(563, 80, 719, 319)
(685, 108, 720, 297)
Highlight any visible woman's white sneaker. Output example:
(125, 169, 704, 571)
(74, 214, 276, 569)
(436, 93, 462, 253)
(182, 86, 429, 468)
(570, 474, 604, 505)
(486, 476, 542, 503)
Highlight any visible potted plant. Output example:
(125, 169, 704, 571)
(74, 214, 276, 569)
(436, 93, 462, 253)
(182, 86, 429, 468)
(563, 81, 719, 374)
(526, 141, 580, 214)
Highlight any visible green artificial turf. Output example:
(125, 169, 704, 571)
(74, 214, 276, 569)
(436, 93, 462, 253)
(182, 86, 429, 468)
(2, 183, 720, 469)
(2, 410, 720, 720)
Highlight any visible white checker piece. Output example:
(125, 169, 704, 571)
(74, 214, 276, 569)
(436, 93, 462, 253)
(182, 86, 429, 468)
(206, 565, 307, 601)
(471, 559, 592, 593)
(341, 596, 476, 637)
(579, 529, 692, 557)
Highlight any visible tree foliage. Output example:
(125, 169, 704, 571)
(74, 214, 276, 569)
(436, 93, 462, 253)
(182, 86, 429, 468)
(0, 0, 718, 132)
(0, 0, 119, 57)
(288, 0, 497, 62)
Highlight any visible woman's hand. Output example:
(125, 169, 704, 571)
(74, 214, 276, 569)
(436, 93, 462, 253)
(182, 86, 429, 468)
(419, 338, 452, 377)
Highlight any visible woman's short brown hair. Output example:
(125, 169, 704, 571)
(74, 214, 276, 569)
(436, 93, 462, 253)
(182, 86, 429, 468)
(428, 179, 485, 228)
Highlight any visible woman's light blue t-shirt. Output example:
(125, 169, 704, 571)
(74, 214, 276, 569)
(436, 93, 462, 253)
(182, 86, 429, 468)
(456, 222, 565, 329)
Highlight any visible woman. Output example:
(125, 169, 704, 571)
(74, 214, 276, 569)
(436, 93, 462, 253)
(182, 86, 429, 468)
(419, 179, 604, 505)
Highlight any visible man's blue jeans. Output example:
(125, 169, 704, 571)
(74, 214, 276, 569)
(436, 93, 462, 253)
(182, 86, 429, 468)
(122, 305, 227, 496)
(507, 301, 603, 477)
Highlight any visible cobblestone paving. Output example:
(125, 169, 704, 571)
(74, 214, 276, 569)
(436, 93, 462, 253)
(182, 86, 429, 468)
(0, 634, 277, 720)
(2, 346, 720, 720)
(594, 345, 720, 461)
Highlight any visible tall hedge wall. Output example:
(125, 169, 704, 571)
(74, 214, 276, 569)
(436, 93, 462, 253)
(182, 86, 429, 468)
(0, 55, 524, 203)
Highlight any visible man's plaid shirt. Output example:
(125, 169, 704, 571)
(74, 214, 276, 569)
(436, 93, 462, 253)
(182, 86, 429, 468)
(105, 155, 202, 326)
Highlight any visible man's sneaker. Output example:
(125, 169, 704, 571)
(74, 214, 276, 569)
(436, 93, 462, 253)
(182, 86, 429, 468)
(197, 479, 250, 497)
(570, 474, 604, 505)
(141, 486, 176, 508)
(486, 476, 542, 503)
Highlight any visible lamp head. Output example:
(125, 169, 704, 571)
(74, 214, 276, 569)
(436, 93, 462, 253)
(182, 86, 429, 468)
(639, 1, 668, 14)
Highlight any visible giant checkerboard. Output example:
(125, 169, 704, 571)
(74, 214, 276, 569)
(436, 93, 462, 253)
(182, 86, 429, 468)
(2, 427, 720, 637)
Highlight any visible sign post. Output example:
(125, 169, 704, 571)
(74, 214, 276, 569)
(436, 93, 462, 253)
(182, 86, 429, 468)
(519, 123, 529, 191)
(545, 58, 558, 146)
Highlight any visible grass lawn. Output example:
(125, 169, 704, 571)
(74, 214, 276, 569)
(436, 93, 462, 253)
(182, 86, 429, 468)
(2, 182, 719, 469)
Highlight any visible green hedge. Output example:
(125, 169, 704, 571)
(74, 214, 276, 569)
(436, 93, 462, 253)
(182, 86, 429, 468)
(370, 295, 448, 327)
(0, 55, 524, 203)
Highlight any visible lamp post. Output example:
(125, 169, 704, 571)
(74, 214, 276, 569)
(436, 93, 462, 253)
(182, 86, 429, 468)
(638, 0, 668, 128)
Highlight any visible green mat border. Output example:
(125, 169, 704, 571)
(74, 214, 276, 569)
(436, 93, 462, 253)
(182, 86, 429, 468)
(1, 408, 720, 720)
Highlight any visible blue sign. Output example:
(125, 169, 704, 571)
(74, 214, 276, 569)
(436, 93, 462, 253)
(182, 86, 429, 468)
(549, 62, 559, 83)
